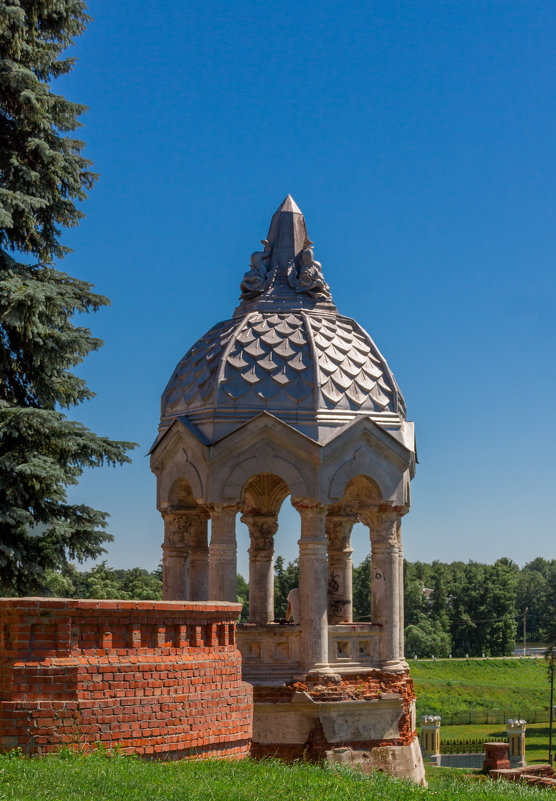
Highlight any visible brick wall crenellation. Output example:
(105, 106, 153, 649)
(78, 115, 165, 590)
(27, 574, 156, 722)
(0, 599, 252, 758)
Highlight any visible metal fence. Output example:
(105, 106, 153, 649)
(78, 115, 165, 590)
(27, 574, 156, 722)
(437, 708, 550, 726)
(440, 738, 485, 755)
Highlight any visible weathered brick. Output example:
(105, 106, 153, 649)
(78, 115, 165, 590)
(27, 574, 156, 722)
(0, 598, 252, 759)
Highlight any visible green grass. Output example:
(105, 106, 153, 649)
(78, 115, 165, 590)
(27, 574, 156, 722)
(0, 752, 554, 801)
(411, 658, 550, 717)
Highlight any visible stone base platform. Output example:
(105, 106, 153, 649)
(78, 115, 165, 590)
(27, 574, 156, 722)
(250, 671, 425, 784)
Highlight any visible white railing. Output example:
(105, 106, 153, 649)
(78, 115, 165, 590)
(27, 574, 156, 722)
(328, 623, 381, 671)
(237, 622, 382, 684)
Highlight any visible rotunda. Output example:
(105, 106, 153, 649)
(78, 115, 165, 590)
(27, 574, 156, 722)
(150, 197, 424, 782)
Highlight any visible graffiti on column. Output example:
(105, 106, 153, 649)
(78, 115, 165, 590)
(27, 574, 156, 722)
(328, 571, 351, 622)
(328, 573, 340, 593)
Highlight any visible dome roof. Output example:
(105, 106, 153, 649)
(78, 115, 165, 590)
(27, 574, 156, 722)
(160, 197, 407, 444)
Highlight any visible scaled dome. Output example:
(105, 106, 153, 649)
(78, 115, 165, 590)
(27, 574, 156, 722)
(160, 197, 408, 444)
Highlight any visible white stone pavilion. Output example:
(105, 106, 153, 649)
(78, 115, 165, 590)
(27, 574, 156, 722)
(150, 197, 424, 781)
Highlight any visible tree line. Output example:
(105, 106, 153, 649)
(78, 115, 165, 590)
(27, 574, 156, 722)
(275, 555, 556, 658)
(34, 555, 556, 658)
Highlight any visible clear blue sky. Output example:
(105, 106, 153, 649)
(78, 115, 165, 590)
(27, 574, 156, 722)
(59, 0, 555, 576)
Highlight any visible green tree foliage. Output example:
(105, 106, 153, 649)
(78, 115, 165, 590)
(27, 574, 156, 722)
(448, 560, 518, 657)
(352, 554, 371, 620)
(516, 558, 556, 642)
(43, 562, 162, 600)
(0, 1, 135, 594)
(403, 562, 428, 627)
(405, 618, 451, 659)
(274, 555, 298, 619)
(236, 573, 249, 621)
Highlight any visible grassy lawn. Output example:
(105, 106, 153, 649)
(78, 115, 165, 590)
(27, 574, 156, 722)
(411, 658, 550, 718)
(0, 752, 554, 801)
(1, 659, 552, 799)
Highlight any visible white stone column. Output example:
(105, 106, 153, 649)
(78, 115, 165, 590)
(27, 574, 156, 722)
(360, 506, 404, 672)
(292, 498, 329, 673)
(398, 532, 405, 661)
(189, 507, 209, 601)
(326, 515, 356, 624)
(242, 514, 278, 625)
(207, 503, 239, 603)
(161, 509, 191, 600)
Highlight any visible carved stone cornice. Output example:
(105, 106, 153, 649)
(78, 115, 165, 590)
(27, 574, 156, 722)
(242, 514, 278, 553)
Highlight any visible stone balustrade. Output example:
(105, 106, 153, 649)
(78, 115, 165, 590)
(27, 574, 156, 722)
(237, 622, 382, 684)
(327, 624, 381, 670)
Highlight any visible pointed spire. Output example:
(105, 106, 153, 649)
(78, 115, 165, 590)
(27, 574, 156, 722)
(274, 194, 302, 215)
(266, 195, 308, 268)
(235, 196, 335, 315)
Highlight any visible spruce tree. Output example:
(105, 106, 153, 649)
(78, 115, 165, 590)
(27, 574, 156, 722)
(0, 1, 134, 594)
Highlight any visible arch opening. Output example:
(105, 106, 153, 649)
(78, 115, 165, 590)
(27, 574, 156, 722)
(162, 477, 208, 602)
(239, 473, 293, 625)
(327, 475, 383, 624)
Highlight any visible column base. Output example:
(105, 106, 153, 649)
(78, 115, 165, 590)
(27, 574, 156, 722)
(250, 674, 425, 785)
(292, 667, 340, 683)
(380, 659, 407, 673)
(305, 665, 341, 678)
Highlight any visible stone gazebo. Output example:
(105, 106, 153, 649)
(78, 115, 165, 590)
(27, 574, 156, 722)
(150, 196, 424, 782)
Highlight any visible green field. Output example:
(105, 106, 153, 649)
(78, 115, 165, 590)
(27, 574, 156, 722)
(411, 658, 550, 718)
(0, 753, 553, 801)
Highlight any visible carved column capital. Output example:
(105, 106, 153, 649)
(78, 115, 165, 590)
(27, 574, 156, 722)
(161, 508, 194, 600)
(291, 498, 329, 522)
(183, 507, 208, 549)
(292, 498, 329, 547)
(242, 514, 278, 554)
(207, 503, 240, 546)
(359, 505, 404, 550)
(162, 508, 197, 547)
(206, 502, 241, 519)
(326, 515, 356, 553)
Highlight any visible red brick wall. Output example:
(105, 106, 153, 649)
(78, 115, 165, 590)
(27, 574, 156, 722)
(0, 599, 252, 758)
